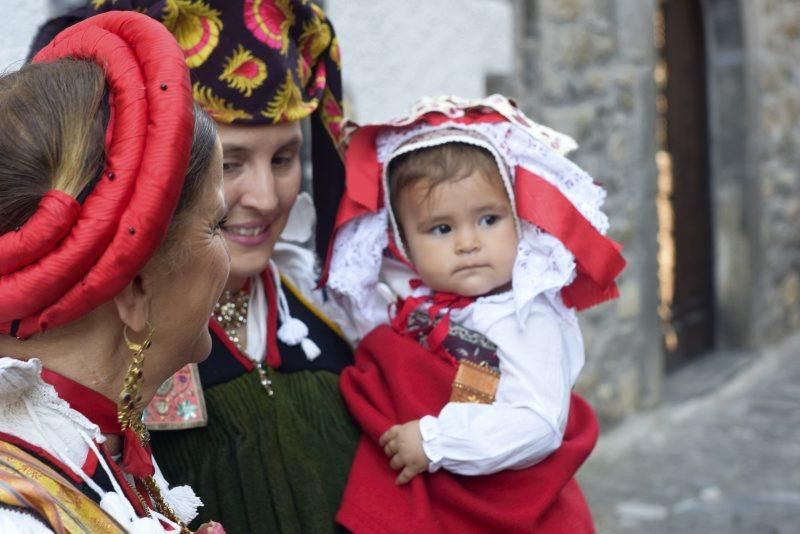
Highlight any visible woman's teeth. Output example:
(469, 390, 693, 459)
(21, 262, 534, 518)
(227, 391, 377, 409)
(226, 226, 267, 236)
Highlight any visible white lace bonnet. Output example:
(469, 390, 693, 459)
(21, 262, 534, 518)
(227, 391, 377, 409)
(325, 95, 625, 321)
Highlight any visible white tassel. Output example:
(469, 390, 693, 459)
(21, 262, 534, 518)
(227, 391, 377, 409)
(165, 485, 203, 524)
(277, 317, 309, 345)
(127, 517, 168, 534)
(300, 337, 321, 361)
(270, 260, 321, 362)
(99, 492, 137, 525)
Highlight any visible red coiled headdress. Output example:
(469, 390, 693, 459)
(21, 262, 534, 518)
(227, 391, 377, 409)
(0, 12, 194, 339)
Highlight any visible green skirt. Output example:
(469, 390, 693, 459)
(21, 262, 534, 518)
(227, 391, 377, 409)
(150, 368, 359, 533)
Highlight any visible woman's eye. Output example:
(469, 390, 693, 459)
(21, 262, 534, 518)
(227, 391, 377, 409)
(430, 224, 451, 236)
(479, 214, 499, 227)
(273, 151, 297, 167)
(222, 161, 241, 173)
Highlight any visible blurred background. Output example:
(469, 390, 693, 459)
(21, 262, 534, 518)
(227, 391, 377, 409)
(3, 0, 798, 532)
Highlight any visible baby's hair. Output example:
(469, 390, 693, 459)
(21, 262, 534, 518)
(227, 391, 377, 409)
(387, 142, 502, 224)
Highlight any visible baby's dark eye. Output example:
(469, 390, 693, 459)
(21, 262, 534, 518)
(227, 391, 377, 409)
(429, 224, 451, 236)
(479, 214, 499, 227)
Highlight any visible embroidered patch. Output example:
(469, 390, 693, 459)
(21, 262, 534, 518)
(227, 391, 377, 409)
(143, 364, 208, 430)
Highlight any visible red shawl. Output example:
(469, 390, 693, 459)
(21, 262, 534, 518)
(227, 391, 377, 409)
(338, 324, 597, 533)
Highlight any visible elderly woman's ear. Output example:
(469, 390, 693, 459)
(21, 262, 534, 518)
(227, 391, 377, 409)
(113, 274, 151, 334)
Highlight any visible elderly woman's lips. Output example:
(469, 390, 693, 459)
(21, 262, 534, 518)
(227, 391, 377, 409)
(223, 223, 271, 246)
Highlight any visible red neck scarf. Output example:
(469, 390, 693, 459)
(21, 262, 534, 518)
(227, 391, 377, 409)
(390, 279, 475, 358)
(40, 368, 154, 478)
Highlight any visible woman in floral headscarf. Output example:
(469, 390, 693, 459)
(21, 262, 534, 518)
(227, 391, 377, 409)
(33, 1, 357, 532)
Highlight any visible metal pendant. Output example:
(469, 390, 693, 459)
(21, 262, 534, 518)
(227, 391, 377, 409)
(256, 363, 274, 397)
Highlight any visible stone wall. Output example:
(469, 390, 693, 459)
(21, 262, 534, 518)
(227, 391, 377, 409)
(504, 0, 663, 422)
(742, 0, 800, 345)
(704, 0, 751, 350)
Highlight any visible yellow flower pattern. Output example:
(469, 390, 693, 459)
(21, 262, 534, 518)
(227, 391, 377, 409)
(245, 0, 295, 55)
(162, 0, 223, 69)
(261, 70, 317, 123)
(193, 82, 254, 123)
(219, 45, 268, 97)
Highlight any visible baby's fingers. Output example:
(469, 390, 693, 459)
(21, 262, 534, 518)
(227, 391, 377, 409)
(389, 453, 405, 470)
(379, 426, 399, 446)
(396, 466, 418, 485)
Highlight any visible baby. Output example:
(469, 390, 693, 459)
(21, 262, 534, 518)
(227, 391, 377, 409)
(326, 95, 625, 532)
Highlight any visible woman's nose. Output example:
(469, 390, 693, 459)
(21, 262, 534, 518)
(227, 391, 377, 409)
(240, 164, 279, 214)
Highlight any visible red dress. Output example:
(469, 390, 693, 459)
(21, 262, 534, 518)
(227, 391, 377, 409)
(338, 323, 598, 534)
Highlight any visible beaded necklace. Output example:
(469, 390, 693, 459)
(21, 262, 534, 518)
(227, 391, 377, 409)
(213, 288, 249, 351)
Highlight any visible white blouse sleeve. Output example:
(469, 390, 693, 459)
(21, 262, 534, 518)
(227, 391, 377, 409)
(418, 295, 584, 476)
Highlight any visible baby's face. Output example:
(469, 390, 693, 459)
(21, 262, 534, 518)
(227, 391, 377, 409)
(396, 170, 519, 297)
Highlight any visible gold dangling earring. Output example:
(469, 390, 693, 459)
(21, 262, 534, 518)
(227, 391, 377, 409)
(119, 321, 155, 445)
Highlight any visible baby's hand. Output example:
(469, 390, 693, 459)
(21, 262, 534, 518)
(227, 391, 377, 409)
(379, 420, 430, 485)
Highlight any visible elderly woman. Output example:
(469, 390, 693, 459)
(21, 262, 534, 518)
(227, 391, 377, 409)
(0, 12, 227, 533)
(33, 1, 358, 532)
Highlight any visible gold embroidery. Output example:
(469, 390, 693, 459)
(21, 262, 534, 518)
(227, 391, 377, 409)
(450, 360, 500, 404)
(0, 441, 124, 532)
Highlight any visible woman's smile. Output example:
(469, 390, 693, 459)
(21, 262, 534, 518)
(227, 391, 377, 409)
(222, 221, 273, 246)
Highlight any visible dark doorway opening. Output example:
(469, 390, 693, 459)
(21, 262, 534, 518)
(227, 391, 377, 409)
(656, 0, 715, 371)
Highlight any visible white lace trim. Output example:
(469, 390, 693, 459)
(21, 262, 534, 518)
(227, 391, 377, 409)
(376, 121, 609, 235)
(0, 358, 102, 467)
(328, 209, 389, 308)
(512, 222, 577, 325)
(0, 507, 53, 533)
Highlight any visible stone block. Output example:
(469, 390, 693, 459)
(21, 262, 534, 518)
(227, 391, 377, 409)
(615, 0, 657, 63)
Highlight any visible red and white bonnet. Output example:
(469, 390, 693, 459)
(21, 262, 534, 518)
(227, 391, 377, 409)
(325, 95, 626, 325)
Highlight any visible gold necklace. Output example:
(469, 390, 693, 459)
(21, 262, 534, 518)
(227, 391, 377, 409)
(125, 476, 190, 534)
(214, 288, 249, 351)
(214, 286, 275, 396)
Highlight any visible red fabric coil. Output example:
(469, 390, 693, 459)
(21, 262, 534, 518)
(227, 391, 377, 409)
(0, 12, 194, 338)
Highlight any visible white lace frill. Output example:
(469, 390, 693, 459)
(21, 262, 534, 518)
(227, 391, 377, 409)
(376, 120, 610, 235)
(326, 209, 392, 339)
(0, 358, 101, 464)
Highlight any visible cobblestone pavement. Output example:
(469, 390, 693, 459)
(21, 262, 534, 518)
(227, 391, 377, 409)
(579, 334, 800, 533)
